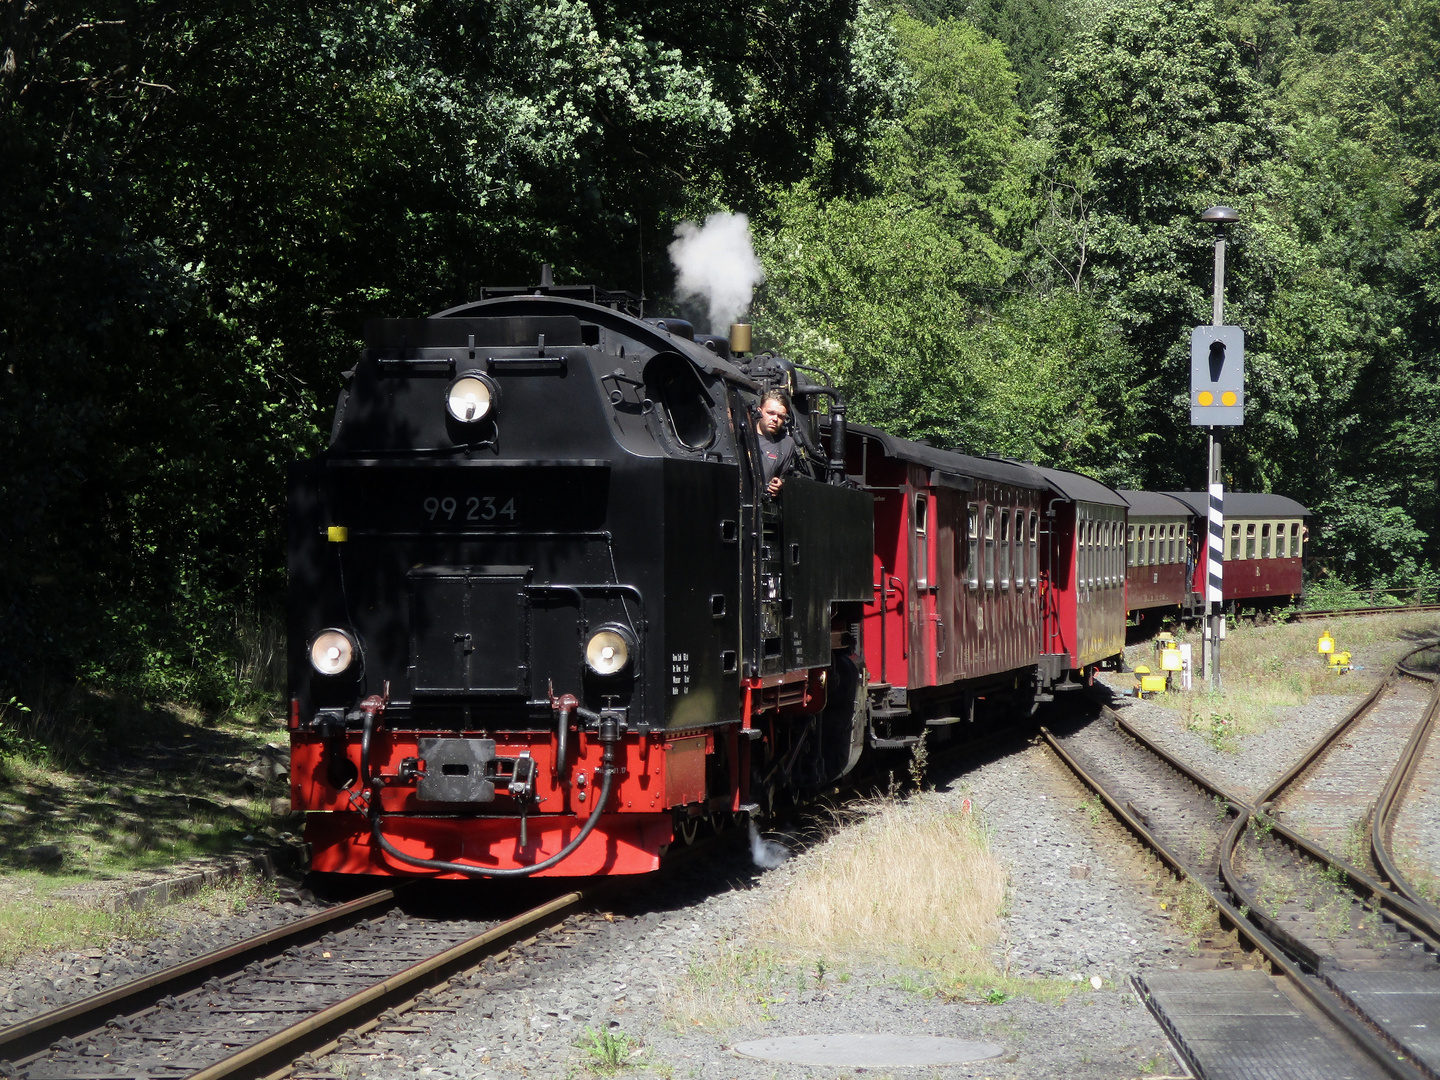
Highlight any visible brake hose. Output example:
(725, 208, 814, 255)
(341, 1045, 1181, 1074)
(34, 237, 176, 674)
(363, 709, 623, 879)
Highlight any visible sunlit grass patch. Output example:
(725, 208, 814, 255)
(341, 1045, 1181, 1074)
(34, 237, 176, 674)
(1137, 612, 1440, 732)
(666, 799, 1012, 1031)
(0, 874, 162, 967)
(940, 972, 1082, 1005)
(0, 871, 277, 969)
(755, 798, 1006, 974)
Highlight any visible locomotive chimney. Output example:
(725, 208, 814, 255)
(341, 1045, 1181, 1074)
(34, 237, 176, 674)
(728, 323, 752, 355)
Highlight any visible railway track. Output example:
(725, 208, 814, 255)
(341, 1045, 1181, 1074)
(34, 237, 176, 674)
(1287, 604, 1440, 623)
(1042, 645, 1440, 1080)
(0, 887, 591, 1080)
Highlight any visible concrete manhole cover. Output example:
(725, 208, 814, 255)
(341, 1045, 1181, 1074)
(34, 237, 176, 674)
(733, 1033, 1005, 1067)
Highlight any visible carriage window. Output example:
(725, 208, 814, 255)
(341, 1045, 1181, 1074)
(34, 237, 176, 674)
(645, 353, 716, 449)
(967, 505, 980, 590)
(1245, 523, 1256, 559)
(1229, 523, 1241, 561)
(1144, 524, 1153, 566)
(1290, 521, 1302, 557)
(1275, 523, 1287, 558)
(1127, 524, 1135, 567)
(999, 509, 1011, 589)
(1029, 512, 1039, 588)
(1020, 516, 1028, 589)
(915, 494, 929, 588)
(1261, 522, 1272, 558)
(984, 506, 996, 589)
(1170, 523, 1179, 564)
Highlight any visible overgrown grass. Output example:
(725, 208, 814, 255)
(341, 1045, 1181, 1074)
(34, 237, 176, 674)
(1135, 611, 1440, 734)
(0, 875, 162, 966)
(666, 797, 1085, 1030)
(577, 1026, 641, 1075)
(0, 761, 275, 876)
(0, 872, 276, 968)
(756, 798, 1006, 972)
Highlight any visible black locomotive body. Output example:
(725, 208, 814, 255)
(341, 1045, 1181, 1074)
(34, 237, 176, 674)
(287, 287, 873, 877)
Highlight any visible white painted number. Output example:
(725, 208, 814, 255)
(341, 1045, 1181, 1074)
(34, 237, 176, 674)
(424, 496, 516, 524)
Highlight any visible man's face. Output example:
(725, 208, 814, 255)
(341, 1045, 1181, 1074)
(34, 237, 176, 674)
(757, 399, 787, 436)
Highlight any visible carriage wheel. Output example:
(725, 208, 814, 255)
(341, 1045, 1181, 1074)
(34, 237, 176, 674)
(677, 813, 701, 846)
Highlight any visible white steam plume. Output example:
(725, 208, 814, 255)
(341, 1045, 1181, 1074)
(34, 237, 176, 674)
(667, 212, 764, 333)
(747, 819, 790, 870)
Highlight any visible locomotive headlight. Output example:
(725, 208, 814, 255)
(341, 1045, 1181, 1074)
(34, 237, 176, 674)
(445, 372, 499, 423)
(309, 628, 359, 676)
(585, 626, 635, 676)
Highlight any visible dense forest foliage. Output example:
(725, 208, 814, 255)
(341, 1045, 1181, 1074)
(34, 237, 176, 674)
(2, 0, 1437, 713)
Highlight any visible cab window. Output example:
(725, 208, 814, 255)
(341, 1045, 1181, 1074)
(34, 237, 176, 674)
(645, 353, 716, 449)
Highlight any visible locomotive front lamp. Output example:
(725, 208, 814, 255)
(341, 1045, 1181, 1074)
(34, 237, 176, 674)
(585, 626, 635, 676)
(309, 628, 359, 676)
(445, 372, 499, 423)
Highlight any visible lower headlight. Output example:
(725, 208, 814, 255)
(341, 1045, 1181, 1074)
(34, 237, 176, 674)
(446, 371, 499, 423)
(585, 626, 635, 676)
(309, 628, 359, 676)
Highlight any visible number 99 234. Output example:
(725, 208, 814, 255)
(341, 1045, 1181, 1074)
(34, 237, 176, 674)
(422, 495, 517, 525)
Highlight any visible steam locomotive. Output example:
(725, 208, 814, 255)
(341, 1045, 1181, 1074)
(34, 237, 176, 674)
(286, 278, 1306, 879)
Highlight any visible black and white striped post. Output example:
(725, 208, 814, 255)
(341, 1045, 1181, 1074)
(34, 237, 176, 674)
(1195, 205, 1242, 688)
(1206, 433, 1224, 687)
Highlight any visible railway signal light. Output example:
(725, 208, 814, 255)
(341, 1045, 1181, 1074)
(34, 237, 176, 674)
(1190, 325, 1245, 425)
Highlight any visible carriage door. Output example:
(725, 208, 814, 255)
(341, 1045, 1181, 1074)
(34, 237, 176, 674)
(908, 478, 936, 687)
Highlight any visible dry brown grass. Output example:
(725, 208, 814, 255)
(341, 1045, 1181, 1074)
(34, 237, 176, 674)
(665, 799, 1078, 1031)
(755, 798, 1006, 972)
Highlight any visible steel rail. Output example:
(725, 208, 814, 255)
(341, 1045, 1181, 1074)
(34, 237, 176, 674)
(1373, 653, 1440, 925)
(1230, 643, 1440, 952)
(1287, 603, 1440, 622)
(186, 889, 590, 1080)
(1040, 726, 1427, 1080)
(0, 887, 403, 1064)
(1104, 692, 1433, 941)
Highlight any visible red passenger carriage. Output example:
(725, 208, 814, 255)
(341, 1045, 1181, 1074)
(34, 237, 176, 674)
(1119, 490, 1195, 624)
(1164, 492, 1308, 612)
